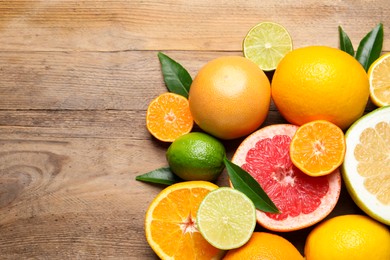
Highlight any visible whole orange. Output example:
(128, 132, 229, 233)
(271, 46, 369, 130)
(224, 232, 303, 260)
(188, 56, 271, 139)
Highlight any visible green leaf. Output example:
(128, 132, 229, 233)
(135, 167, 181, 185)
(338, 26, 354, 56)
(355, 23, 384, 71)
(158, 52, 192, 98)
(223, 157, 279, 213)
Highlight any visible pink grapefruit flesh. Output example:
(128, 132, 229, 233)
(232, 124, 341, 232)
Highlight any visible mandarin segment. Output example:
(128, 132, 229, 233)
(146, 92, 193, 142)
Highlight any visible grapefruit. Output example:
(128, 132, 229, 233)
(232, 124, 341, 232)
(188, 56, 271, 140)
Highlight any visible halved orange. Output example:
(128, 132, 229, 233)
(146, 92, 193, 142)
(290, 120, 346, 177)
(144, 181, 224, 259)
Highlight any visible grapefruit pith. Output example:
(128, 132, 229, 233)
(232, 124, 341, 232)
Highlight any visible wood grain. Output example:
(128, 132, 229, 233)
(0, 0, 389, 258)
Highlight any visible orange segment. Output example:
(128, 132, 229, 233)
(290, 120, 346, 176)
(145, 181, 223, 259)
(146, 92, 193, 142)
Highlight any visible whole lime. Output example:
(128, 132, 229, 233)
(166, 132, 226, 181)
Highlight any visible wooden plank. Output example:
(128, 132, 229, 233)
(0, 137, 164, 258)
(0, 50, 235, 110)
(0, 50, 379, 111)
(0, 0, 389, 52)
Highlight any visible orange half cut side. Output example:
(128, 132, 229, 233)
(144, 181, 223, 259)
(290, 120, 346, 176)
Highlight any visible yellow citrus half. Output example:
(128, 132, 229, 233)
(342, 106, 390, 225)
(368, 52, 390, 107)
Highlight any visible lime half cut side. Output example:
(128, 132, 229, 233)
(196, 187, 256, 250)
(243, 22, 292, 71)
(342, 106, 390, 225)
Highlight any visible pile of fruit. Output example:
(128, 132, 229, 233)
(136, 22, 390, 259)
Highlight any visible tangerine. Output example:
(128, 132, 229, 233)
(146, 92, 193, 142)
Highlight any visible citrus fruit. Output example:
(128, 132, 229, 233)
(166, 132, 226, 181)
(290, 120, 346, 177)
(368, 52, 390, 107)
(232, 124, 341, 232)
(243, 22, 293, 71)
(188, 56, 271, 140)
(304, 214, 390, 260)
(341, 106, 390, 225)
(224, 232, 303, 260)
(146, 92, 193, 142)
(271, 46, 369, 130)
(196, 187, 256, 250)
(145, 181, 224, 259)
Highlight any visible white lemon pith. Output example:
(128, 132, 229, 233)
(342, 106, 390, 225)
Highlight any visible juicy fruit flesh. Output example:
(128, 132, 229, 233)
(342, 106, 390, 225)
(196, 188, 256, 250)
(290, 120, 346, 176)
(146, 92, 193, 142)
(243, 22, 293, 71)
(145, 182, 222, 259)
(354, 121, 390, 205)
(241, 134, 330, 220)
(369, 53, 390, 106)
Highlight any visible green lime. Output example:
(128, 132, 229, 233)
(243, 21, 292, 71)
(196, 187, 256, 250)
(166, 132, 226, 181)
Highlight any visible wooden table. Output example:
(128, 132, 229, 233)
(0, 1, 388, 259)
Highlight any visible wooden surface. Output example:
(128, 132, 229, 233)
(0, 0, 389, 259)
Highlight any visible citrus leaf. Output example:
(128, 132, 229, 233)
(355, 23, 383, 71)
(158, 52, 192, 98)
(223, 157, 279, 213)
(135, 167, 181, 185)
(338, 26, 354, 57)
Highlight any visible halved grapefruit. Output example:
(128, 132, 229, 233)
(232, 124, 341, 232)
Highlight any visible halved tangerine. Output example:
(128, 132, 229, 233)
(290, 120, 346, 177)
(146, 92, 193, 142)
(232, 124, 341, 232)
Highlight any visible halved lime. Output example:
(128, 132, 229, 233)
(196, 187, 256, 250)
(342, 106, 390, 225)
(243, 22, 292, 71)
